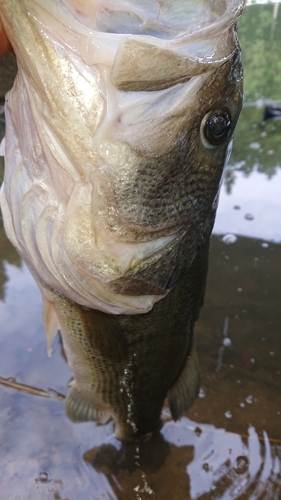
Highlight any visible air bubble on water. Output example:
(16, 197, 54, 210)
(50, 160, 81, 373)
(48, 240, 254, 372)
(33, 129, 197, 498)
(222, 234, 237, 245)
(225, 411, 233, 419)
(203, 463, 211, 472)
(267, 150, 274, 155)
(240, 402, 245, 408)
(237, 288, 243, 292)
(249, 142, 260, 150)
(35, 472, 51, 483)
(223, 337, 232, 347)
(199, 388, 205, 398)
(250, 358, 255, 364)
(235, 456, 249, 474)
(261, 242, 269, 248)
(245, 213, 254, 220)
(246, 395, 253, 404)
(270, 351, 274, 356)
(194, 427, 202, 437)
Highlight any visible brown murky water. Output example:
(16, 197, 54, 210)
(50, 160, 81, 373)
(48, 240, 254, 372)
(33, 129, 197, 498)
(0, 4, 281, 499)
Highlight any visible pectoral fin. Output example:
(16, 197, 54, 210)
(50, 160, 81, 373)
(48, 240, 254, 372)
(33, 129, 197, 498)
(42, 296, 59, 357)
(65, 383, 112, 425)
(167, 345, 200, 421)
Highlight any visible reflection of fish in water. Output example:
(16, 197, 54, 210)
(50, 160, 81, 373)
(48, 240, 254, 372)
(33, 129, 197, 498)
(0, 0, 245, 440)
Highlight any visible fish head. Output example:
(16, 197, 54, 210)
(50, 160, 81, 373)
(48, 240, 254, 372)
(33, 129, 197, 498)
(1, 0, 245, 315)
(70, 0, 245, 300)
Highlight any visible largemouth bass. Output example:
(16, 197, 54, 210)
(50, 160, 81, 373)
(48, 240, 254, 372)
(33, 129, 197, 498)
(0, 0, 245, 440)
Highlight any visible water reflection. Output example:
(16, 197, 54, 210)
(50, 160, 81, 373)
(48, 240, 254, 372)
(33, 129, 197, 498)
(240, 3, 281, 102)
(83, 419, 281, 499)
(0, 2, 281, 499)
(214, 169, 281, 242)
(0, 225, 22, 301)
(212, 3, 281, 243)
(0, 383, 280, 500)
(0, 234, 280, 499)
(1, 87, 22, 301)
(229, 107, 281, 178)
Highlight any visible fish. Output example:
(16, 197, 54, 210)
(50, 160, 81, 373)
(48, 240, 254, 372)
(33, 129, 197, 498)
(0, 0, 245, 440)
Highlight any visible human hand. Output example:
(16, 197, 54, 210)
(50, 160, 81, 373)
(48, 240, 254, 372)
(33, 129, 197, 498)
(0, 15, 13, 56)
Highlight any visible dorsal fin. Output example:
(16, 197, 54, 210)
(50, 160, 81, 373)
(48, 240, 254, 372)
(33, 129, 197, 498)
(42, 296, 59, 357)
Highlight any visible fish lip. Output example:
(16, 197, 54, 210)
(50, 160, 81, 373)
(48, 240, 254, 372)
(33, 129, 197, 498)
(60, 0, 246, 45)
(170, 1, 246, 47)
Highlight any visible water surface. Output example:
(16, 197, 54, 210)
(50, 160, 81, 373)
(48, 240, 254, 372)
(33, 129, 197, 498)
(0, 3, 280, 499)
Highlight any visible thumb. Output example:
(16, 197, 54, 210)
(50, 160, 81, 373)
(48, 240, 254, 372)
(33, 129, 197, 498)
(0, 15, 13, 57)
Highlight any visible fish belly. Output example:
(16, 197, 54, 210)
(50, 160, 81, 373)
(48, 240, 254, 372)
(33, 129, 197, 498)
(42, 239, 209, 440)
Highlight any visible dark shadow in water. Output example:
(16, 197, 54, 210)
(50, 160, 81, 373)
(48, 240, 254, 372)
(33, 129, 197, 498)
(82, 417, 281, 500)
(84, 430, 193, 500)
(84, 431, 172, 474)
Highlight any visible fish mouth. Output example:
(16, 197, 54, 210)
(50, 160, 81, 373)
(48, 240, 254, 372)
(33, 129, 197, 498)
(62, 1, 246, 42)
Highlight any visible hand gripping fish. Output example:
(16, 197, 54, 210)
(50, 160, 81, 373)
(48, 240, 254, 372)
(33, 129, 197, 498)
(0, 0, 245, 440)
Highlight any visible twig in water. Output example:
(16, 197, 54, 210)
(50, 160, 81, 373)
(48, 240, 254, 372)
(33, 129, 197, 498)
(0, 375, 65, 401)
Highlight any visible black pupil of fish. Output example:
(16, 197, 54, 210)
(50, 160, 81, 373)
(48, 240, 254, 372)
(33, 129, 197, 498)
(204, 110, 232, 146)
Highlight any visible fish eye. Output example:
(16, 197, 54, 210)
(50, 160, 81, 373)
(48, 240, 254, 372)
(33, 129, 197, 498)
(201, 108, 232, 148)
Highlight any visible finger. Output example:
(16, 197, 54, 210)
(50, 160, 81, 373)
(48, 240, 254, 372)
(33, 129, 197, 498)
(0, 15, 13, 56)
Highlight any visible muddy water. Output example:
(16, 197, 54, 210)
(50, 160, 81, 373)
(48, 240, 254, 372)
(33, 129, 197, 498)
(0, 4, 281, 499)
